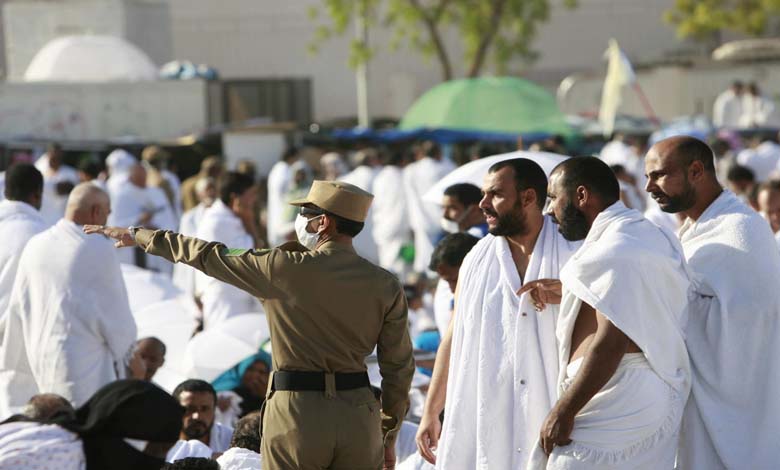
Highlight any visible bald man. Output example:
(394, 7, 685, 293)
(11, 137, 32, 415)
(0, 183, 138, 417)
(645, 136, 780, 469)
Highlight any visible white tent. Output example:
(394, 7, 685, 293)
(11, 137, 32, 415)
(24, 35, 157, 82)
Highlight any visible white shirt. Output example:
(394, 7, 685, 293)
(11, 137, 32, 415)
(0, 219, 137, 413)
(266, 161, 291, 246)
(713, 89, 742, 128)
(0, 200, 46, 323)
(403, 157, 455, 272)
(371, 165, 410, 273)
(737, 141, 780, 182)
(340, 165, 380, 263)
(34, 156, 80, 227)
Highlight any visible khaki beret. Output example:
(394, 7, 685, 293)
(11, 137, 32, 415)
(289, 180, 374, 222)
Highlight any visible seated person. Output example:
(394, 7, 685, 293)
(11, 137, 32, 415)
(212, 351, 271, 420)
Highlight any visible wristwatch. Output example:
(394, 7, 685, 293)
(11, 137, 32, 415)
(128, 226, 139, 242)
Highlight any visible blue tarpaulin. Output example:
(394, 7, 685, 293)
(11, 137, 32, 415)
(329, 127, 553, 145)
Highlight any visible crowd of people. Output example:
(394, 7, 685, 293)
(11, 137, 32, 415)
(0, 125, 778, 470)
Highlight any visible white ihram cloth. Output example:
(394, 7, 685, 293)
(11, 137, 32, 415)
(712, 89, 742, 128)
(0, 200, 46, 325)
(736, 141, 780, 182)
(403, 157, 455, 272)
(437, 216, 578, 469)
(0, 422, 85, 470)
(528, 202, 691, 470)
(677, 190, 780, 470)
(108, 183, 177, 273)
(372, 165, 410, 274)
(340, 165, 379, 263)
(195, 200, 263, 328)
(0, 220, 137, 417)
(217, 447, 263, 470)
(34, 156, 80, 227)
(266, 160, 291, 246)
(166, 422, 234, 462)
(172, 202, 208, 294)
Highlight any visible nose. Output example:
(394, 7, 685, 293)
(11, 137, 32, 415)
(644, 178, 655, 193)
(478, 194, 489, 211)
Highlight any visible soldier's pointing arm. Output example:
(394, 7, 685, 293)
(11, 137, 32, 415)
(135, 228, 280, 299)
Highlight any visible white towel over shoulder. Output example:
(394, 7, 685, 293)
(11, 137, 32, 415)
(437, 216, 578, 469)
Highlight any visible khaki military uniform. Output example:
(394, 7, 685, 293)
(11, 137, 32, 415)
(135, 229, 415, 469)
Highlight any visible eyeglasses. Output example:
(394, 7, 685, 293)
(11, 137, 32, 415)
(299, 207, 325, 218)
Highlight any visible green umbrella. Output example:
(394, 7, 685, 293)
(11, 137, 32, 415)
(399, 76, 574, 137)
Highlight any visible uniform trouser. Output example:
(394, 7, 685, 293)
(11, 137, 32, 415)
(261, 387, 383, 470)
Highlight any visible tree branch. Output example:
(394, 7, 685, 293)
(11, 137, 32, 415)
(409, 0, 453, 80)
(466, 0, 508, 77)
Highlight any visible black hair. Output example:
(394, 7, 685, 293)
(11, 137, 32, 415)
(727, 164, 755, 183)
(229, 411, 263, 452)
(443, 183, 482, 207)
(161, 458, 220, 470)
(759, 179, 780, 194)
(219, 171, 255, 206)
(78, 158, 103, 180)
(487, 158, 548, 210)
(552, 156, 620, 205)
(172, 379, 217, 405)
(429, 233, 480, 271)
(137, 336, 167, 355)
(280, 146, 298, 163)
(5, 163, 43, 202)
(671, 137, 717, 173)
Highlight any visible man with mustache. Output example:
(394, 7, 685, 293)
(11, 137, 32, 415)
(645, 136, 780, 469)
(530, 156, 691, 469)
(416, 158, 579, 469)
(167, 379, 233, 460)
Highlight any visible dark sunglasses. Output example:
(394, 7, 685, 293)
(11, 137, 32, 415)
(299, 207, 325, 218)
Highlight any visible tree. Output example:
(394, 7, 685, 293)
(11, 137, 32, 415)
(308, 0, 577, 81)
(664, 0, 780, 40)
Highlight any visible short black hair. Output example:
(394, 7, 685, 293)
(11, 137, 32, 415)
(672, 137, 716, 173)
(5, 163, 43, 202)
(230, 411, 262, 452)
(280, 146, 298, 163)
(443, 183, 482, 207)
(172, 379, 217, 404)
(161, 458, 220, 470)
(727, 164, 755, 183)
(552, 156, 620, 205)
(78, 158, 103, 179)
(219, 171, 255, 205)
(307, 205, 365, 237)
(487, 158, 548, 210)
(137, 336, 167, 355)
(429, 233, 480, 271)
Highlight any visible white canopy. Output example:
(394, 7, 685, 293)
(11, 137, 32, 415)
(422, 150, 569, 204)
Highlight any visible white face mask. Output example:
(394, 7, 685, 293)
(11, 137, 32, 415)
(295, 214, 323, 250)
(440, 217, 460, 233)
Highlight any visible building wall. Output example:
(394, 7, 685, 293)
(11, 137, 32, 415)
(0, 80, 206, 140)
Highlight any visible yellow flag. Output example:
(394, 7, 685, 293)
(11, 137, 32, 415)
(599, 39, 636, 137)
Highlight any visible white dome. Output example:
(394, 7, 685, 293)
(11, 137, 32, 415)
(23, 35, 158, 82)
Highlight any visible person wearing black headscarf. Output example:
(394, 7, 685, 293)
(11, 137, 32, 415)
(0, 379, 184, 470)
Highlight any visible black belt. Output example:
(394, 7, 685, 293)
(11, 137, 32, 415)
(271, 370, 370, 391)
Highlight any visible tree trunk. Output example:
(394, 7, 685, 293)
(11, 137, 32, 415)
(409, 0, 453, 81)
(467, 0, 508, 77)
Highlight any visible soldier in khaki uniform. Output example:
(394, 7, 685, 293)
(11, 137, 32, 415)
(86, 180, 415, 470)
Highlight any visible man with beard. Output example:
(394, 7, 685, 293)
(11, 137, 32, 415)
(645, 136, 780, 469)
(167, 380, 233, 459)
(529, 157, 691, 470)
(416, 158, 580, 469)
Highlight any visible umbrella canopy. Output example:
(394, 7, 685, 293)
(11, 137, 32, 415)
(400, 77, 574, 137)
(183, 313, 270, 382)
(423, 150, 569, 204)
(135, 297, 200, 393)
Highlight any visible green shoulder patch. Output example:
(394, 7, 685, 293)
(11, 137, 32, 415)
(221, 248, 250, 257)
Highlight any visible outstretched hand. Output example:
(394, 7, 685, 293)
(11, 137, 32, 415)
(517, 279, 562, 311)
(83, 225, 137, 248)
